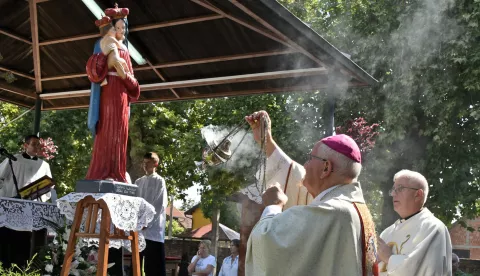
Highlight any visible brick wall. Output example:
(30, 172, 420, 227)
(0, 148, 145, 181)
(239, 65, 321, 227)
(450, 218, 480, 260)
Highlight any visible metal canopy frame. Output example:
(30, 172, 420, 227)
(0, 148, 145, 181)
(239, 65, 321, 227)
(0, 0, 377, 111)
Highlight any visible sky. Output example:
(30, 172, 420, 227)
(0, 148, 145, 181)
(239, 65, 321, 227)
(173, 182, 202, 209)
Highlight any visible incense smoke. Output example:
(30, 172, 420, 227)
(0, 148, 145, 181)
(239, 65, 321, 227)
(200, 124, 258, 171)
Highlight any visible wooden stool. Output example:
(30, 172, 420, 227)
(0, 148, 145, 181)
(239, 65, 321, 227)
(60, 196, 141, 276)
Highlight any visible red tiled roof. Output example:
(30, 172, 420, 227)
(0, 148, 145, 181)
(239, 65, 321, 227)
(190, 224, 212, 238)
(166, 205, 185, 218)
(184, 223, 239, 241)
(177, 216, 192, 229)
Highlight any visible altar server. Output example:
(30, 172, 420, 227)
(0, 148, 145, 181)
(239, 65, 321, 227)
(0, 134, 53, 201)
(135, 152, 168, 276)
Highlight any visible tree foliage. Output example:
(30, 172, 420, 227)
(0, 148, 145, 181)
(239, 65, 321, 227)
(279, 0, 480, 228)
(166, 219, 186, 237)
(0, 0, 479, 233)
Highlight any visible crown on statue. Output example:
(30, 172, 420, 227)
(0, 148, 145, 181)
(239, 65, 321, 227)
(95, 16, 112, 28)
(104, 3, 129, 19)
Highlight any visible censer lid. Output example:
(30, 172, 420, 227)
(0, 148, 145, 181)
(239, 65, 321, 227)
(208, 139, 232, 162)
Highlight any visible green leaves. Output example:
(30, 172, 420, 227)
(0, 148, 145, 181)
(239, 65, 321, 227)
(1, 0, 479, 232)
(279, 0, 480, 229)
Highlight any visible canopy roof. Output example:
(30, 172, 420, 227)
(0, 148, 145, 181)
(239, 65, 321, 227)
(0, 0, 376, 110)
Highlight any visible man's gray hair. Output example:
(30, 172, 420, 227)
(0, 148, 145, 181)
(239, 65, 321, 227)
(452, 253, 459, 263)
(316, 142, 362, 180)
(393, 169, 429, 204)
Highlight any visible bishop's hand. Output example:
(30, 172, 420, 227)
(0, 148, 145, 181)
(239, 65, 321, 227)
(377, 237, 393, 263)
(245, 110, 272, 145)
(262, 185, 288, 207)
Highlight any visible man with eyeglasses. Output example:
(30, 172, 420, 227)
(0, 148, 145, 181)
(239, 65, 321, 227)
(377, 170, 452, 275)
(244, 111, 378, 276)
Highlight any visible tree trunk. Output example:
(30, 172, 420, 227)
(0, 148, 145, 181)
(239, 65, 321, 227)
(168, 194, 174, 239)
(211, 208, 221, 276)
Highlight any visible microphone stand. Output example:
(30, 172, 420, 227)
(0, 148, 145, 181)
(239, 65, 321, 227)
(8, 157, 21, 199)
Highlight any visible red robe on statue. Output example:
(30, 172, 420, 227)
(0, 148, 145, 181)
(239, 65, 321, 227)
(86, 48, 140, 182)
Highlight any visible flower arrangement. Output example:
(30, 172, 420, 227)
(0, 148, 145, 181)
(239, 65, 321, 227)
(38, 137, 58, 160)
(38, 221, 114, 276)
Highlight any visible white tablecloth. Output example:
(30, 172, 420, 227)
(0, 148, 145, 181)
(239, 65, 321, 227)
(57, 193, 156, 252)
(0, 197, 64, 231)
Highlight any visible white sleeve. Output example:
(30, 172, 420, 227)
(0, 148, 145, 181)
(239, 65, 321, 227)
(0, 158, 9, 179)
(207, 255, 216, 267)
(45, 162, 52, 178)
(0, 158, 10, 193)
(191, 255, 197, 263)
(261, 205, 282, 218)
(153, 178, 166, 214)
(240, 148, 292, 204)
(263, 147, 292, 189)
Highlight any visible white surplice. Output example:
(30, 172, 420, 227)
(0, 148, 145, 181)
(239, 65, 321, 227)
(240, 147, 313, 209)
(0, 154, 52, 201)
(135, 172, 167, 242)
(246, 183, 367, 276)
(379, 208, 452, 276)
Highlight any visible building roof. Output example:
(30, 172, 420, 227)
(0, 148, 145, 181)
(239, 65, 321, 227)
(183, 223, 239, 241)
(184, 203, 201, 215)
(166, 204, 186, 218)
(0, 0, 376, 110)
(177, 215, 193, 230)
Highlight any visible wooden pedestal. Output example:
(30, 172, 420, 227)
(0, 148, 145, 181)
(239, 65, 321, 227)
(60, 196, 141, 276)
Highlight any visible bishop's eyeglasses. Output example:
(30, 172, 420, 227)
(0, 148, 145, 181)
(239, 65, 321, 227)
(306, 153, 327, 162)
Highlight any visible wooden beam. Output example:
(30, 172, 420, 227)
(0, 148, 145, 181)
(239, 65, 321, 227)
(162, 85, 328, 101)
(0, 82, 36, 99)
(190, 0, 291, 48)
(152, 49, 297, 69)
(39, 33, 99, 46)
(39, 89, 90, 99)
(41, 49, 297, 81)
(146, 60, 180, 98)
(41, 84, 332, 110)
(38, 14, 223, 46)
(41, 72, 88, 81)
(42, 104, 89, 110)
(39, 68, 327, 99)
(0, 66, 35, 80)
(0, 95, 32, 108)
(40, 81, 367, 110)
(131, 14, 223, 32)
(29, 0, 42, 92)
(230, 0, 326, 68)
(0, 29, 32, 44)
(140, 67, 327, 91)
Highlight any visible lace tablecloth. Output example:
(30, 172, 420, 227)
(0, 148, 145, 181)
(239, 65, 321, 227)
(57, 193, 156, 252)
(0, 197, 64, 231)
